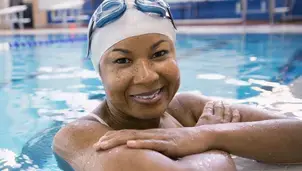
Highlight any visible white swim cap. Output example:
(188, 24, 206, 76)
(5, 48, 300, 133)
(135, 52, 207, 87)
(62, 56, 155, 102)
(88, 0, 176, 78)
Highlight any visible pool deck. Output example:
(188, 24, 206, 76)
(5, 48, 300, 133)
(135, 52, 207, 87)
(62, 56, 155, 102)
(0, 24, 302, 36)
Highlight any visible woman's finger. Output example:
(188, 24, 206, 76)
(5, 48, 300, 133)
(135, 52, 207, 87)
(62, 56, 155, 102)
(196, 101, 215, 126)
(196, 116, 210, 126)
(202, 101, 214, 115)
(223, 102, 232, 122)
(96, 130, 133, 145)
(127, 140, 173, 155)
(94, 136, 128, 150)
(98, 130, 148, 143)
(231, 109, 241, 122)
(104, 130, 116, 136)
(97, 131, 117, 142)
(94, 131, 164, 150)
(214, 101, 224, 118)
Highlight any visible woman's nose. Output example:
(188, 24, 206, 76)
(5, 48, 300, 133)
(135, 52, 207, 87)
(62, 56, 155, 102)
(133, 60, 159, 85)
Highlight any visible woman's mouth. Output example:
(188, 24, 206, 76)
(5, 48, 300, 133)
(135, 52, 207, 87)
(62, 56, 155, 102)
(130, 88, 163, 104)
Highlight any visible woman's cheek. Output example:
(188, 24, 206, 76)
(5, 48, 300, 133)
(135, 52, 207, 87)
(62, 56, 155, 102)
(163, 60, 180, 79)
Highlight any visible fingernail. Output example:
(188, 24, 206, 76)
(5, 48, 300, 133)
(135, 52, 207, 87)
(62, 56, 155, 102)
(127, 140, 136, 147)
(95, 142, 108, 149)
(93, 143, 99, 149)
(100, 142, 108, 148)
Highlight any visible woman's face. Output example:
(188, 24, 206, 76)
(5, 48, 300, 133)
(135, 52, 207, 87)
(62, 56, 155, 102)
(99, 33, 180, 119)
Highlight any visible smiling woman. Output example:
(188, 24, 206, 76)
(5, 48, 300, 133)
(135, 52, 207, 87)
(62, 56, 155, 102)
(99, 35, 180, 122)
(52, 0, 302, 170)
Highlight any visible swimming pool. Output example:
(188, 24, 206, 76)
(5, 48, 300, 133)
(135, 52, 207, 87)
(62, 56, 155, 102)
(0, 31, 301, 170)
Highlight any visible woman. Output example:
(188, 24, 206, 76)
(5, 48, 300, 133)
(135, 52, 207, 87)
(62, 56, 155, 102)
(53, 0, 302, 170)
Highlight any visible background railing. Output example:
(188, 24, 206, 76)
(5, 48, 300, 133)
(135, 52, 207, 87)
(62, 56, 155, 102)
(0, 0, 301, 29)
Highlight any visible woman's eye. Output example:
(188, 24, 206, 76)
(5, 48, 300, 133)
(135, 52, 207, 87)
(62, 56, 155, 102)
(114, 58, 131, 64)
(153, 50, 169, 58)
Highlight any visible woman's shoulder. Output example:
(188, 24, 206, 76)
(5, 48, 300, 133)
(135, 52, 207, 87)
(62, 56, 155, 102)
(54, 114, 110, 144)
(167, 92, 211, 127)
(53, 116, 110, 160)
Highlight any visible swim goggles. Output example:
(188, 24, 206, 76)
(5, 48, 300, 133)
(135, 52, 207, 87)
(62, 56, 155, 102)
(86, 0, 176, 57)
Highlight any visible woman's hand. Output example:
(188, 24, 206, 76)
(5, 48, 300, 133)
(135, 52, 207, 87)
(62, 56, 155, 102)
(92, 101, 240, 157)
(196, 101, 241, 126)
(93, 127, 214, 158)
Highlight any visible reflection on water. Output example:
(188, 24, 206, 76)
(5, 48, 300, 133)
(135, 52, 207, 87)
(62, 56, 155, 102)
(0, 49, 12, 85)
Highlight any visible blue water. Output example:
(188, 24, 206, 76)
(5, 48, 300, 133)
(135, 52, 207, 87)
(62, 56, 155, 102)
(0, 33, 301, 170)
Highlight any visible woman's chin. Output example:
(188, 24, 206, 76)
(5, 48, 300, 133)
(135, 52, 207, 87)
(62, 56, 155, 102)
(131, 108, 167, 120)
(128, 92, 170, 119)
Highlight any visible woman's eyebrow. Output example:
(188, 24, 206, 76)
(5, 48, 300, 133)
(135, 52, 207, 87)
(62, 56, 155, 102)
(151, 40, 168, 50)
(112, 48, 131, 54)
(111, 40, 168, 54)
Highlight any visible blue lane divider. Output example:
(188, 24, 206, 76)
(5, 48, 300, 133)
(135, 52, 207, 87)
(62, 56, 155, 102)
(6, 35, 87, 50)
(0, 35, 89, 87)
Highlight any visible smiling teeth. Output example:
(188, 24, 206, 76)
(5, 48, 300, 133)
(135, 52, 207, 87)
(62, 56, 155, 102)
(134, 89, 160, 99)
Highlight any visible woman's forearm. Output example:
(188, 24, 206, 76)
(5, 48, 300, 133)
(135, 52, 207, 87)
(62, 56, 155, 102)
(202, 119, 302, 164)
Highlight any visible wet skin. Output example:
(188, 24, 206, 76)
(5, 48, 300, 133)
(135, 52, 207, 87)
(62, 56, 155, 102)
(53, 33, 302, 171)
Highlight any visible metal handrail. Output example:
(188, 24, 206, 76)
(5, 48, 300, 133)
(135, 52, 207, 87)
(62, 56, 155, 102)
(0, 5, 30, 29)
(241, 0, 247, 24)
(239, 0, 296, 25)
(270, 0, 296, 24)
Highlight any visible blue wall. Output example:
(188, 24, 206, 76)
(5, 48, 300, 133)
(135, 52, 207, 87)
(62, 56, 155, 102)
(170, 0, 295, 21)
(292, 0, 302, 16)
(170, 0, 241, 20)
(47, 0, 302, 24)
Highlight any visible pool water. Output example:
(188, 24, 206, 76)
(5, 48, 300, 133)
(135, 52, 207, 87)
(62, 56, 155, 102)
(0, 33, 301, 170)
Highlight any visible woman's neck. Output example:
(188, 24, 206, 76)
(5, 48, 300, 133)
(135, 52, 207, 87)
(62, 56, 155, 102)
(100, 100, 161, 130)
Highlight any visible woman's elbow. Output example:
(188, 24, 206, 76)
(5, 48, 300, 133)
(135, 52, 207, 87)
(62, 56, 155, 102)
(100, 146, 184, 171)
(178, 150, 237, 171)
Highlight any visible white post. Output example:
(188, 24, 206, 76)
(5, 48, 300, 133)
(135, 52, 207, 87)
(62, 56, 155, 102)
(241, 0, 247, 25)
(32, 0, 48, 28)
(18, 11, 24, 29)
(0, 0, 10, 29)
(269, 0, 275, 25)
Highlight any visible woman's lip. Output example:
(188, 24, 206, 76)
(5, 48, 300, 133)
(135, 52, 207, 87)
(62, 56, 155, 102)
(130, 88, 163, 104)
(130, 88, 162, 97)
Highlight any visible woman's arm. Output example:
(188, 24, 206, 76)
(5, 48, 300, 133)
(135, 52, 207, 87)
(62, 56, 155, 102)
(207, 119, 302, 164)
(168, 93, 288, 127)
(91, 93, 302, 165)
(95, 119, 302, 164)
(172, 93, 302, 163)
(53, 120, 236, 171)
(178, 150, 236, 171)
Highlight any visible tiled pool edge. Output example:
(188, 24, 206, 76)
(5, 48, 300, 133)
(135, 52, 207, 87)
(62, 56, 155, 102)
(1, 25, 302, 36)
(177, 25, 302, 34)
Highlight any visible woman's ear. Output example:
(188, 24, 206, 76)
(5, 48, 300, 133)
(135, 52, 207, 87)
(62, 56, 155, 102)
(97, 62, 103, 82)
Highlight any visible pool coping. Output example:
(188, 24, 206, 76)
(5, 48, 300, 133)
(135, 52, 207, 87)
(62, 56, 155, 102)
(0, 24, 302, 36)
